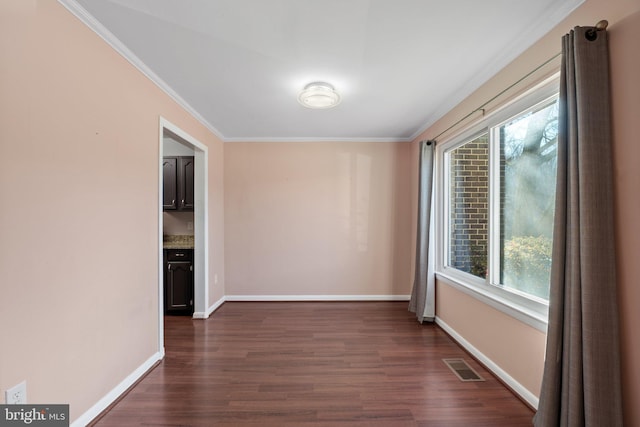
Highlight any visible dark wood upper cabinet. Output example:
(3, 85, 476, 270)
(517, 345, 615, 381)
(162, 157, 178, 210)
(163, 156, 194, 211)
(179, 157, 195, 210)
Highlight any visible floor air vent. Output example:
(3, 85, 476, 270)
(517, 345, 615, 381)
(443, 358, 485, 382)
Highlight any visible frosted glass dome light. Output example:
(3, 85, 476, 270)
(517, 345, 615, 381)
(298, 82, 341, 109)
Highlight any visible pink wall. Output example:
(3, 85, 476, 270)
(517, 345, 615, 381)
(610, 9, 640, 426)
(0, 1, 224, 422)
(2, 0, 637, 424)
(224, 142, 413, 297)
(410, 0, 640, 422)
(436, 285, 546, 396)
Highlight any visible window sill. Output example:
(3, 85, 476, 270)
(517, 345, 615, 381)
(436, 271, 548, 333)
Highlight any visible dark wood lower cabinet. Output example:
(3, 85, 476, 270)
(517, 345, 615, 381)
(164, 249, 194, 315)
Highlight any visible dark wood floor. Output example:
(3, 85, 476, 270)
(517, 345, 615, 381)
(93, 301, 534, 426)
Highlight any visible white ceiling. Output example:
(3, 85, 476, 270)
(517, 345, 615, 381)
(66, 0, 582, 142)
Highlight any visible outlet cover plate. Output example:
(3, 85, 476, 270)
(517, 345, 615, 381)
(5, 381, 27, 404)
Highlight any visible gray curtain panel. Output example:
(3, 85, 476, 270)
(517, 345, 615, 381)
(534, 26, 624, 427)
(409, 140, 436, 323)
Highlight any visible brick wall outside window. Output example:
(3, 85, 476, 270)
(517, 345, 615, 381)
(449, 135, 489, 278)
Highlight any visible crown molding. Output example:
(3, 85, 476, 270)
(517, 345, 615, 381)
(408, 0, 584, 143)
(223, 136, 412, 143)
(56, 0, 410, 144)
(57, 0, 226, 141)
(57, 0, 583, 145)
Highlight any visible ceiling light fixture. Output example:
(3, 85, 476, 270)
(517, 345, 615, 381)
(298, 82, 341, 109)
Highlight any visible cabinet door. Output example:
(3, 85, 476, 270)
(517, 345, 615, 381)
(162, 157, 178, 210)
(165, 261, 193, 313)
(179, 156, 195, 210)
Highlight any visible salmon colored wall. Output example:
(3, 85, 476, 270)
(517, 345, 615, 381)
(410, 0, 640, 422)
(436, 285, 546, 396)
(224, 142, 413, 297)
(609, 8, 640, 427)
(2, 0, 637, 424)
(0, 1, 224, 423)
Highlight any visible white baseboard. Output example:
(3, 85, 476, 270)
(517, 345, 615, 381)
(195, 295, 409, 317)
(70, 296, 406, 425)
(71, 352, 162, 427)
(224, 295, 410, 302)
(193, 296, 226, 319)
(435, 316, 539, 409)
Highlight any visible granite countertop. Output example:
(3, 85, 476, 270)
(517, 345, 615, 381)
(163, 235, 195, 249)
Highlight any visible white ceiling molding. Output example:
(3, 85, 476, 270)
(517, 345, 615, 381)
(57, 0, 225, 141)
(59, 0, 584, 143)
(407, 0, 585, 142)
(222, 136, 412, 144)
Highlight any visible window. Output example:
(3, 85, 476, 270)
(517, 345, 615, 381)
(497, 101, 558, 301)
(437, 81, 558, 327)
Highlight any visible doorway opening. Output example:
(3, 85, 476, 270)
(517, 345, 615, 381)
(158, 117, 209, 354)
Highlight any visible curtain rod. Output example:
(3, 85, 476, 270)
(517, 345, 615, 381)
(426, 19, 608, 145)
(427, 53, 561, 144)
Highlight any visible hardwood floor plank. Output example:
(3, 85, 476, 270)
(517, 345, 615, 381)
(91, 301, 534, 426)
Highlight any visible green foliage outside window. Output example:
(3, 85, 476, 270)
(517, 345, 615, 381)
(503, 236, 552, 300)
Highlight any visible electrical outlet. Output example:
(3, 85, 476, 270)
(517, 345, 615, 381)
(187, 221, 194, 231)
(214, 274, 218, 284)
(5, 381, 27, 404)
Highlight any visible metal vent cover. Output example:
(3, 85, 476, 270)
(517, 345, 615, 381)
(443, 358, 485, 382)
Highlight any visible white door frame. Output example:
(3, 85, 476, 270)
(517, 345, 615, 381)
(158, 117, 210, 354)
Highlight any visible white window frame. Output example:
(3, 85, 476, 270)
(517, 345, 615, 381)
(434, 76, 559, 332)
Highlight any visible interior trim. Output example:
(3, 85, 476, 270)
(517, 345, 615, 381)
(223, 137, 412, 143)
(56, 0, 584, 144)
(435, 316, 539, 409)
(56, 0, 411, 144)
(159, 117, 210, 351)
(225, 295, 411, 302)
(193, 296, 226, 319)
(408, 0, 584, 142)
(57, 0, 224, 141)
(437, 273, 548, 333)
(71, 352, 162, 427)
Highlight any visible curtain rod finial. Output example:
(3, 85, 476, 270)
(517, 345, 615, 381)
(595, 20, 608, 31)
